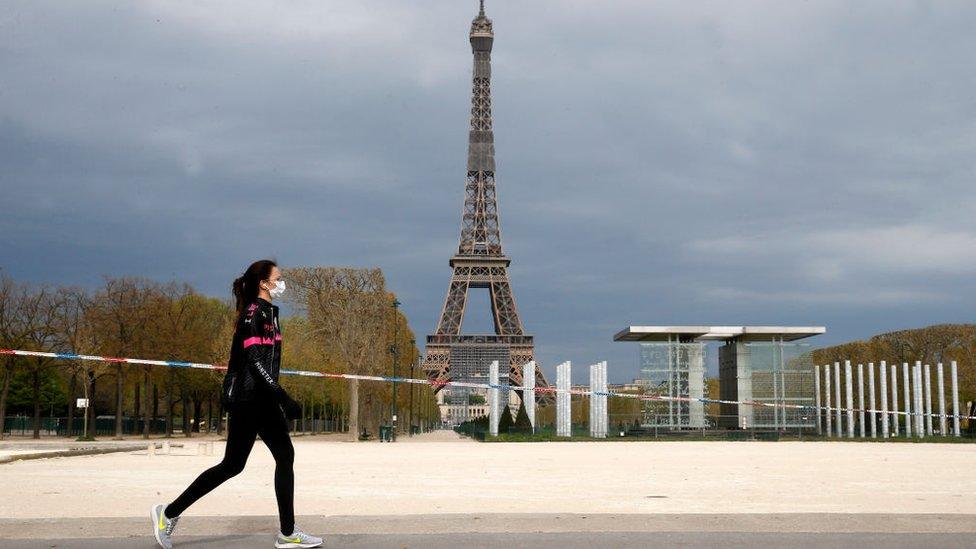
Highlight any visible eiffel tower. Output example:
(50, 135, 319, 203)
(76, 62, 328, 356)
(423, 1, 552, 404)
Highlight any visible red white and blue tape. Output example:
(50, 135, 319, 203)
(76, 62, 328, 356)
(1, 347, 972, 421)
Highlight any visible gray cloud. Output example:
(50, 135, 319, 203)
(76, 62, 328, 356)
(1, 1, 974, 382)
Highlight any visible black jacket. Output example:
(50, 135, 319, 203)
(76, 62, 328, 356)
(222, 298, 284, 408)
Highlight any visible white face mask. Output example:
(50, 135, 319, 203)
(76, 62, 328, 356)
(268, 280, 286, 299)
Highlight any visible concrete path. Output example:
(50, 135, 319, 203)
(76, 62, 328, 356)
(7, 531, 975, 548)
(1, 514, 973, 548)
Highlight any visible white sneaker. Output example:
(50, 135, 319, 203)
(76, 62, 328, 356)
(274, 526, 323, 548)
(150, 503, 179, 549)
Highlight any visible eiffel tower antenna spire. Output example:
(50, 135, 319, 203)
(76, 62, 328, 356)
(424, 3, 553, 409)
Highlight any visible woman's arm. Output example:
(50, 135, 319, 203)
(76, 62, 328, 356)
(241, 304, 287, 398)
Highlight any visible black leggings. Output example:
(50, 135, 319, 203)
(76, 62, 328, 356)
(165, 400, 295, 535)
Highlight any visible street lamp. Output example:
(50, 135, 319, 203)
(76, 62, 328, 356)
(390, 298, 400, 442)
(409, 338, 416, 437)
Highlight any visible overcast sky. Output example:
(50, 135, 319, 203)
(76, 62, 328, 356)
(2, 1, 974, 383)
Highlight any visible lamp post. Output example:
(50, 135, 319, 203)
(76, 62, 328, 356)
(390, 298, 400, 442)
(409, 338, 416, 437)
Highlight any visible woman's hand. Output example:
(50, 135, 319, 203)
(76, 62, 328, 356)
(280, 393, 302, 420)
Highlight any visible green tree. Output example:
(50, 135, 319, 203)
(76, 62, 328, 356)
(512, 399, 532, 433)
(498, 404, 515, 433)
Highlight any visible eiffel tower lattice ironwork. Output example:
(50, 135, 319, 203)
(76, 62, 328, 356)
(423, 1, 553, 405)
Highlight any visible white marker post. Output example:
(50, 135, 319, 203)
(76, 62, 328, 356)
(902, 363, 912, 437)
(834, 362, 842, 437)
(815, 364, 823, 435)
(868, 362, 876, 438)
(924, 363, 933, 436)
(891, 365, 899, 437)
(589, 362, 608, 439)
(937, 362, 946, 437)
(825, 364, 833, 437)
(556, 361, 571, 437)
(489, 360, 500, 437)
(523, 361, 536, 434)
(600, 361, 608, 437)
(845, 361, 854, 439)
(857, 363, 865, 438)
(952, 361, 961, 437)
(880, 361, 889, 438)
(913, 362, 924, 438)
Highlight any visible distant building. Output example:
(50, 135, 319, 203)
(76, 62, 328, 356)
(614, 326, 825, 430)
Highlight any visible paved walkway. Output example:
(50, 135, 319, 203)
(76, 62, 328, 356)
(1, 514, 974, 548)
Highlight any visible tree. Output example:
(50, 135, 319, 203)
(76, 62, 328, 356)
(512, 399, 533, 434)
(284, 267, 391, 440)
(13, 283, 61, 439)
(87, 277, 165, 439)
(0, 275, 26, 440)
(52, 286, 99, 439)
(498, 404, 515, 434)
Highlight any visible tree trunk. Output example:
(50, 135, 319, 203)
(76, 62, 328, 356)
(152, 383, 159, 435)
(32, 369, 41, 439)
(66, 372, 77, 438)
(134, 379, 141, 438)
(348, 378, 359, 441)
(192, 397, 202, 434)
(165, 373, 174, 437)
(0, 360, 10, 440)
(206, 397, 212, 436)
(143, 370, 151, 439)
(114, 364, 124, 439)
(216, 399, 224, 436)
(182, 389, 191, 438)
(86, 372, 97, 439)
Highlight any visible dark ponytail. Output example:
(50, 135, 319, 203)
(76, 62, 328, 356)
(232, 259, 277, 324)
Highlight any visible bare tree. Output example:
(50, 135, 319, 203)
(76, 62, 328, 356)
(51, 286, 97, 438)
(13, 284, 62, 439)
(284, 267, 389, 440)
(88, 277, 164, 439)
(0, 275, 26, 440)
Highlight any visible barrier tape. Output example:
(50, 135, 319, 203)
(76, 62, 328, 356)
(2, 348, 973, 422)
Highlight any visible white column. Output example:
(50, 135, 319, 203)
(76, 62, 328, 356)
(825, 364, 833, 437)
(602, 362, 609, 437)
(857, 363, 865, 438)
(589, 362, 607, 438)
(845, 361, 854, 438)
(924, 363, 933, 436)
(952, 361, 961, 437)
(600, 361, 608, 437)
(489, 360, 500, 437)
(868, 362, 876, 438)
(902, 363, 912, 437)
(588, 363, 595, 437)
(918, 363, 926, 437)
(814, 364, 823, 435)
(880, 361, 889, 438)
(937, 362, 946, 437)
(523, 361, 536, 434)
(912, 362, 923, 438)
(834, 361, 842, 437)
(891, 364, 899, 436)
(556, 361, 571, 437)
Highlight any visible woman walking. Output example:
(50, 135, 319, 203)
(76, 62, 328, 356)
(151, 260, 323, 548)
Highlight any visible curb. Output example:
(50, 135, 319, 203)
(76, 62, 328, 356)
(0, 443, 175, 465)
